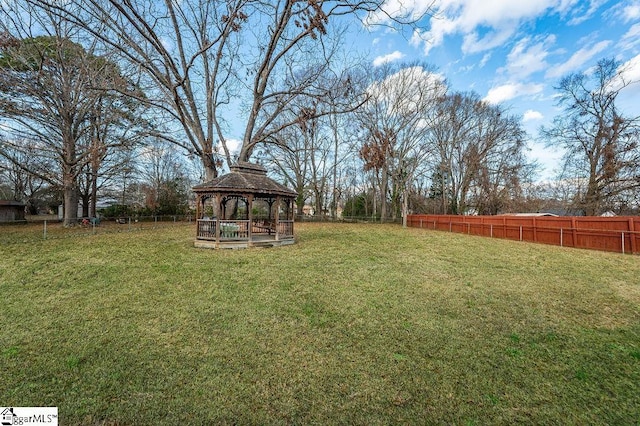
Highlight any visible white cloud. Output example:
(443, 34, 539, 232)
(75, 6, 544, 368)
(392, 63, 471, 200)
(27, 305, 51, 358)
(502, 35, 555, 79)
(616, 54, 640, 111)
(462, 24, 516, 54)
(523, 109, 544, 121)
(484, 82, 544, 104)
(613, 0, 640, 22)
(545, 39, 611, 79)
(526, 140, 564, 180)
(619, 23, 640, 51)
(619, 54, 640, 81)
(372, 51, 406, 67)
(224, 138, 242, 155)
(612, 53, 640, 95)
(566, 0, 608, 25)
(367, 66, 447, 115)
(375, 0, 576, 56)
(625, 4, 640, 21)
(479, 53, 492, 68)
(160, 36, 174, 52)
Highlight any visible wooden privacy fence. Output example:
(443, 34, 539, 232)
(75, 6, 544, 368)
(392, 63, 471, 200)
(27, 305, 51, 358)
(407, 214, 640, 254)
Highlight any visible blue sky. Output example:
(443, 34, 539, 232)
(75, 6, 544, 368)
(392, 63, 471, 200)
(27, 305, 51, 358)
(357, 0, 640, 180)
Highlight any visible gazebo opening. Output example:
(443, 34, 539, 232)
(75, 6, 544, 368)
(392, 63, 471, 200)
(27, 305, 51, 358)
(193, 162, 296, 249)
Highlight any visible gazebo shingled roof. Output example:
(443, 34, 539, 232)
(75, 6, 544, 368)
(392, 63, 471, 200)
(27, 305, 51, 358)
(192, 162, 296, 197)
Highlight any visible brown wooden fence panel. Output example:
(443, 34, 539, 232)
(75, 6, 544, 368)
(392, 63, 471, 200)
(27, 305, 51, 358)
(406, 214, 640, 254)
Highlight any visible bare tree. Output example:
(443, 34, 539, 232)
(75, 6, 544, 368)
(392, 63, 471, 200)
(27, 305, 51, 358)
(259, 123, 311, 216)
(542, 58, 640, 215)
(0, 3, 144, 225)
(425, 92, 532, 215)
(29, 0, 247, 180)
(466, 103, 531, 215)
(426, 92, 479, 215)
(30, 0, 433, 181)
(356, 63, 446, 223)
(136, 139, 191, 215)
(258, 64, 364, 217)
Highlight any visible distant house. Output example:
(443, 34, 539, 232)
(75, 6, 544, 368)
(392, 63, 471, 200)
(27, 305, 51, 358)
(0, 200, 26, 223)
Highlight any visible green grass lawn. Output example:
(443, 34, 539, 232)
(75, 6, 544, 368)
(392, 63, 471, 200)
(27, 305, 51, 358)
(1, 222, 639, 424)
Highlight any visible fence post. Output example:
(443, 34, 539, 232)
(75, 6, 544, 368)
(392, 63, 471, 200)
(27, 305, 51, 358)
(560, 228, 563, 247)
(449, 222, 452, 232)
(420, 219, 423, 228)
(503, 217, 506, 239)
(43, 220, 47, 240)
(519, 225, 523, 241)
(622, 232, 625, 254)
(490, 224, 493, 238)
(628, 218, 636, 254)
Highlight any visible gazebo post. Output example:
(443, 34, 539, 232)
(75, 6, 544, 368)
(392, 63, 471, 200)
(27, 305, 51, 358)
(215, 193, 222, 243)
(274, 195, 281, 241)
(267, 199, 274, 235)
(247, 193, 254, 242)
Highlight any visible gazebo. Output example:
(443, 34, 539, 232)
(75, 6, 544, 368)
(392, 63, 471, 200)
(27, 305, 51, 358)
(192, 162, 297, 249)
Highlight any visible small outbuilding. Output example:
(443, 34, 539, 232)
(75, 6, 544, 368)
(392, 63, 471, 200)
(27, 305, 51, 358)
(192, 162, 297, 249)
(0, 200, 26, 223)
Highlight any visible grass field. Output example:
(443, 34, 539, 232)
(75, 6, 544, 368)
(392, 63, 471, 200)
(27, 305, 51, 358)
(1, 222, 639, 424)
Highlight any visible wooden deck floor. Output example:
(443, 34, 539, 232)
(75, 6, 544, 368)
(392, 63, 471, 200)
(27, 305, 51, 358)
(194, 235, 295, 249)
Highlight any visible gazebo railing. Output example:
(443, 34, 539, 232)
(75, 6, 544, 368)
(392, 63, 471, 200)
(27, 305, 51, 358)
(278, 220, 294, 238)
(220, 220, 249, 239)
(197, 219, 217, 240)
(197, 219, 250, 240)
(197, 218, 291, 241)
(251, 219, 273, 235)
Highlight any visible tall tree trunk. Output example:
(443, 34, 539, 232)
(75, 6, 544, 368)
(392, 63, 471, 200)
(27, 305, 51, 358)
(81, 195, 89, 218)
(584, 175, 600, 216)
(90, 172, 98, 218)
(202, 152, 218, 181)
(63, 170, 78, 227)
(314, 188, 323, 219)
(62, 130, 78, 227)
(401, 187, 409, 227)
(296, 192, 305, 216)
(331, 115, 339, 219)
(380, 167, 388, 221)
